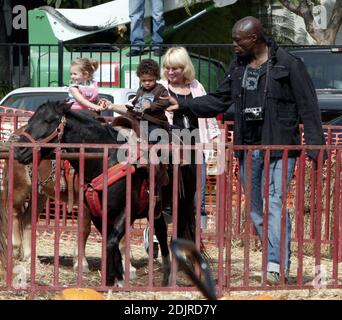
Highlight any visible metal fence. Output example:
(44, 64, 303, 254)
(0, 43, 234, 92)
(0, 111, 342, 298)
(3, 42, 342, 93)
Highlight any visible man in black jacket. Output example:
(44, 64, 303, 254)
(166, 16, 326, 285)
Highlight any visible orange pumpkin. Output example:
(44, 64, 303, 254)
(55, 288, 105, 300)
(251, 295, 274, 300)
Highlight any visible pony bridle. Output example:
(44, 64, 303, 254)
(20, 116, 67, 144)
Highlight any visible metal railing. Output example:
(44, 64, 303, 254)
(0, 134, 342, 297)
(0, 43, 233, 92)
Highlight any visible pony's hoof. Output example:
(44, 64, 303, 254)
(162, 275, 170, 287)
(12, 248, 21, 260)
(73, 262, 90, 274)
(115, 280, 124, 288)
(130, 267, 137, 280)
(22, 256, 31, 263)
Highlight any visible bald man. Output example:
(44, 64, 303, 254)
(166, 16, 326, 285)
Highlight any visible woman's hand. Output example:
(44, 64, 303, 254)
(161, 95, 179, 112)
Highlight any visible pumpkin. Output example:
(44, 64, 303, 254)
(251, 295, 274, 300)
(220, 295, 274, 300)
(55, 288, 105, 300)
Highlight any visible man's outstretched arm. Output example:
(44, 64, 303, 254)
(167, 69, 234, 118)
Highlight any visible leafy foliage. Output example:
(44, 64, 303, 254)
(270, 9, 297, 44)
(0, 81, 11, 100)
(182, 0, 206, 16)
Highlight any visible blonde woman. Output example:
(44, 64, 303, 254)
(160, 47, 220, 229)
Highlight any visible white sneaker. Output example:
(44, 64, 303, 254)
(201, 215, 208, 230)
(143, 227, 159, 259)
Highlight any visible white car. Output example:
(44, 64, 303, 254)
(0, 87, 137, 141)
(0, 86, 137, 117)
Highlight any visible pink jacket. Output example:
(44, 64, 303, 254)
(159, 79, 220, 144)
(68, 81, 99, 110)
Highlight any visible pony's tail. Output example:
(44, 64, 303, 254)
(179, 210, 211, 261)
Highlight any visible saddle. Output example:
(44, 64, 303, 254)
(111, 114, 141, 139)
(84, 113, 168, 222)
(111, 114, 169, 187)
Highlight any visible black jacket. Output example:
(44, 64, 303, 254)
(180, 38, 326, 159)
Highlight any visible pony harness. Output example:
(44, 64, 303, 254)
(85, 162, 149, 223)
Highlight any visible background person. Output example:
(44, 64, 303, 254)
(127, 0, 165, 57)
(166, 17, 326, 285)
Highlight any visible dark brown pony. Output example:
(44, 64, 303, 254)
(14, 102, 200, 286)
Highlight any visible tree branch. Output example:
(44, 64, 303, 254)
(278, 0, 302, 16)
(278, 0, 342, 44)
(327, 0, 342, 34)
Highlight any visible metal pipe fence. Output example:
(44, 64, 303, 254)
(0, 43, 233, 92)
(0, 136, 341, 297)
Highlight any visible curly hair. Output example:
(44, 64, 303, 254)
(136, 59, 160, 79)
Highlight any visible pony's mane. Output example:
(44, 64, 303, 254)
(68, 109, 101, 125)
(62, 105, 122, 142)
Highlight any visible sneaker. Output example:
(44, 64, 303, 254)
(201, 208, 207, 230)
(143, 227, 159, 259)
(266, 271, 289, 285)
(126, 49, 144, 57)
(153, 48, 165, 57)
(201, 215, 208, 230)
(266, 272, 280, 285)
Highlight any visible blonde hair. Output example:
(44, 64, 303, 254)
(71, 58, 99, 80)
(162, 47, 195, 84)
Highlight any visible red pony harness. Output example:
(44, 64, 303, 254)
(84, 162, 149, 223)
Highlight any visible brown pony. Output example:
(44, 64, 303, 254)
(0, 127, 92, 273)
(1, 158, 92, 271)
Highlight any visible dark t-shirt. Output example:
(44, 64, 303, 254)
(169, 90, 200, 145)
(169, 90, 199, 130)
(241, 64, 266, 145)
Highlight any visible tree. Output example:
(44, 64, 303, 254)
(278, 0, 342, 44)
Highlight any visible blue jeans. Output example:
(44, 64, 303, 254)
(193, 155, 207, 213)
(201, 156, 207, 214)
(129, 0, 165, 51)
(239, 150, 296, 274)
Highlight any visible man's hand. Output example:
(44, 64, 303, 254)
(160, 96, 179, 112)
(97, 99, 108, 110)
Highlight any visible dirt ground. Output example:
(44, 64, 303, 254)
(1, 229, 342, 300)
